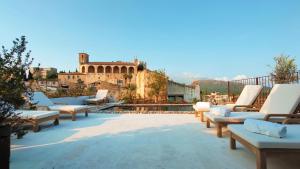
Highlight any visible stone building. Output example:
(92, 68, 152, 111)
(58, 53, 200, 103)
(58, 53, 142, 87)
(30, 67, 57, 79)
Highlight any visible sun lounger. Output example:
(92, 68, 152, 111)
(228, 118, 300, 169)
(194, 85, 263, 122)
(85, 89, 108, 105)
(204, 84, 300, 137)
(16, 110, 59, 132)
(32, 92, 89, 121)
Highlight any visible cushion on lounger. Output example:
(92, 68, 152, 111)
(95, 90, 108, 99)
(194, 102, 211, 111)
(260, 84, 300, 115)
(16, 110, 59, 119)
(49, 105, 88, 112)
(228, 124, 300, 149)
(235, 85, 263, 106)
(32, 92, 55, 107)
(204, 111, 264, 123)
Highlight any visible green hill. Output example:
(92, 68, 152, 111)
(199, 80, 244, 95)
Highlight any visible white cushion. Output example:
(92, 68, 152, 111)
(95, 90, 108, 99)
(235, 85, 263, 105)
(86, 98, 104, 102)
(260, 84, 300, 115)
(49, 105, 88, 112)
(194, 102, 211, 111)
(16, 110, 59, 119)
(204, 111, 264, 123)
(32, 92, 54, 107)
(228, 124, 300, 149)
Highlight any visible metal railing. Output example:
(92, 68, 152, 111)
(228, 71, 299, 108)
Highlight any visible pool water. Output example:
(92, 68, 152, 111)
(105, 104, 194, 112)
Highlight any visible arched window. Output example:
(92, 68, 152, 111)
(121, 66, 127, 73)
(113, 66, 120, 73)
(97, 66, 104, 73)
(81, 66, 85, 73)
(129, 67, 134, 74)
(105, 66, 112, 73)
(88, 66, 95, 73)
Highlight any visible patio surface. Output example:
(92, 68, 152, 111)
(11, 113, 300, 169)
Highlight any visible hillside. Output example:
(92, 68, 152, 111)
(198, 80, 244, 95)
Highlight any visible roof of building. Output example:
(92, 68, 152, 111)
(58, 72, 85, 75)
(86, 62, 136, 66)
(168, 80, 195, 89)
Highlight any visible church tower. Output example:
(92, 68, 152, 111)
(79, 53, 89, 64)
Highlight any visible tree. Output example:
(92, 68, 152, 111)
(46, 72, 58, 79)
(123, 73, 133, 84)
(0, 36, 33, 136)
(148, 70, 168, 103)
(270, 55, 298, 84)
(121, 84, 137, 103)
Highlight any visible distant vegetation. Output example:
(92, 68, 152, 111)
(199, 80, 244, 95)
(270, 55, 298, 84)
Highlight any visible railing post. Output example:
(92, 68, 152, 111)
(227, 81, 230, 102)
(256, 77, 259, 85)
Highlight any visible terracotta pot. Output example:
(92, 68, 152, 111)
(0, 125, 11, 169)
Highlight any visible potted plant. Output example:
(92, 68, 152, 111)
(270, 54, 297, 84)
(0, 36, 33, 168)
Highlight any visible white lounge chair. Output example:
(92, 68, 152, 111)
(194, 85, 263, 122)
(204, 84, 300, 137)
(16, 110, 59, 132)
(85, 89, 108, 105)
(228, 119, 300, 169)
(32, 92, 89, 121)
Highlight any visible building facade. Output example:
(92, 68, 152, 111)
(168, 80, 200, 102)
(58, 53, 200, 102)
(30, 67, 57, 79)
(58, 53, 141, 86)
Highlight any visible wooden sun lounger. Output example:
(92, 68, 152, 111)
(17, 110, 60, 132)
(229, 115, 300, 169)
(57, 107, 89, 121)
(204, 84, 300, 137)
(194, 85, 263, 122)
(33, 92, 90, 121)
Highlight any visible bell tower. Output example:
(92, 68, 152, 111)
(79, 53, 89, 64)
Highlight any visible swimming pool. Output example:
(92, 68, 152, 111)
(99, 104, 194, 114)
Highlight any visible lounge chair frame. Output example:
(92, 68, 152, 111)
(207, 113, 300, 137)
(195, 85, 263, 122)
(23, 114, 59, 132)
(59, 107, 89, 121)
(196, 104, 258, 122)
(229, 114, 300, 169)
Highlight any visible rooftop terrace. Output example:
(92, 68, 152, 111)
(11, 113, 300, 169)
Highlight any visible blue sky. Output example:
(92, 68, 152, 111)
(0, 0, 299, 83)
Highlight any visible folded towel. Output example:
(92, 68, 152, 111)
(210, 107, 231, 117)
(194, 102, 211, 111)
(244, 119, 287, 138)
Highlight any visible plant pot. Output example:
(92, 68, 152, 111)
(0, 125, 11, 169)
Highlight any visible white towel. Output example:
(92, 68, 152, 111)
(210, 107, 231, 117)
(194, 102, 211, 111)
(244, 119, 287, 138)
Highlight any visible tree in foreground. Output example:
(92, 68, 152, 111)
(0, 36, 33, 169)
(270, 54, 298, 84)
